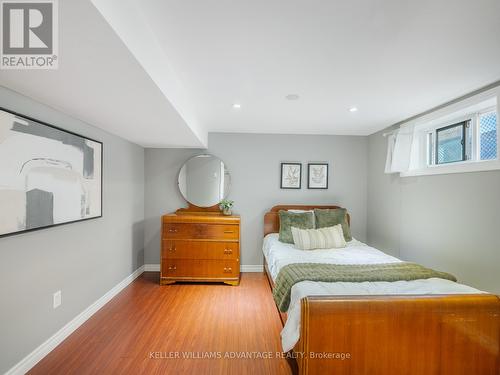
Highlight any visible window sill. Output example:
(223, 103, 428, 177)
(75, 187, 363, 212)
(400, 159, 500, 177)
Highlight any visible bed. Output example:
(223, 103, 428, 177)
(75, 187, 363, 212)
(263, 205, 500, 375)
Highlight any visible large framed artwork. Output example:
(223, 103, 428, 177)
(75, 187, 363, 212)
(280, 162, 302, 189)
(0, 107, 103, 238)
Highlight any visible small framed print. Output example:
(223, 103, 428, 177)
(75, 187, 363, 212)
(280, 163, 302, 189)
(308, 163, 328, 189)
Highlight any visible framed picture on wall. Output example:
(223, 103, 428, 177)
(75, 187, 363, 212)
(280, 162, 302, 189)
(308, 163, 328, 189)
(0, 107, 103, 238)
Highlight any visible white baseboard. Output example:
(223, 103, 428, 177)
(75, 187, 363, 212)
(240, 265, 264, 272)
(144, 264, 263, 273)
(144, 263, 160, 272)
(6, 265, 145, 375)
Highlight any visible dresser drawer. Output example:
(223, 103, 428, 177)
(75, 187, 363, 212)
(163, 241, 239, 260)
(163, 223, 239, 240)
(162, 259, 239, 279)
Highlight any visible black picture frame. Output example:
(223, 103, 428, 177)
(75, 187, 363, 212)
(280, 162, 302, 189)
(0, 106, 103, 238)
(307, 163, 329, 189)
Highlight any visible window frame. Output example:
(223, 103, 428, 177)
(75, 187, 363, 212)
(425, 113, 477, 168)
(434, 120, 468, 165)
(424, 109, 497, 169)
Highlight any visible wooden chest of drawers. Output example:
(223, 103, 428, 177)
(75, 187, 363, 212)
(160, 212, 240, 286)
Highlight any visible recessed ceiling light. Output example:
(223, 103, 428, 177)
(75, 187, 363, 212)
(232, 103, 241, 109)
(285, 94, 300, 101)
(349, 107, 358, 112)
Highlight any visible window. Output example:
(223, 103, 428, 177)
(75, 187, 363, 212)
(390, 90, 500, 177)
(436, 121, 468, 164)
(480, 111, 497, 160)
(426, 109, 497, 167)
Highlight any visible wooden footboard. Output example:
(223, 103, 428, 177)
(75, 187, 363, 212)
(295, 294, 500, 375)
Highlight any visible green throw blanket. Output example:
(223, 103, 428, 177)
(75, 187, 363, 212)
(273, 262, 457, 312)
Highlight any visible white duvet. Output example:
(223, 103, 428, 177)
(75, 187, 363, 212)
(263, 233, 483, 352)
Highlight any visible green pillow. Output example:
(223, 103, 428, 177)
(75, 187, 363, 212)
(278, 210, 314, 244)
(314, 208, 352, 242)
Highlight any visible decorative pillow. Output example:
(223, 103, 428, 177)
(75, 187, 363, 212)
(288, 209, 315, 225)
(314, 208, 352, 242)
(278, 210, 314, 244)
(291, 224, 347, 250)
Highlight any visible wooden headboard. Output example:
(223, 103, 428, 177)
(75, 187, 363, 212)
(263, 205, 350, 236)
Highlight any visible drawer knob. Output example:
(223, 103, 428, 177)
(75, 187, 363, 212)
(169, 247, 176, 252)
(168, 266, 177, 270)
(169, 228, 178, 233)
(223, 267, 232, 273)
(224, 249, 233, 254)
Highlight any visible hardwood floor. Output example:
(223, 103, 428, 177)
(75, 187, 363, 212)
(29, 272, 292, 375)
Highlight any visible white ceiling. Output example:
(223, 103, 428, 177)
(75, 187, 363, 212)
(2, 0, 500, 147)
(0, 0, 205, 148)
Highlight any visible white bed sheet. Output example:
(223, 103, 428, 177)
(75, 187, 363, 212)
(262, 233, 484, 352)
(263, 233, 402, 282)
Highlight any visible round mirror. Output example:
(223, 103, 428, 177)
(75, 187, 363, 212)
(178, 154, 231, 208)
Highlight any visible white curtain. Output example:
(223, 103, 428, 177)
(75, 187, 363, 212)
(384, 133, 397, 173)
(385, 129, 414, 174)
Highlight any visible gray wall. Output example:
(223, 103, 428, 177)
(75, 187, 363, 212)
(0, 87, 145, 373)
(145, 132, 368, 265)
(367, 127, 500, 293)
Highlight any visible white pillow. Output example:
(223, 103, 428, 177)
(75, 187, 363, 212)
(291, 224, 347, 250)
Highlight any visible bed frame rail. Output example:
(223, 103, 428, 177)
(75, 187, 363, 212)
(296, 294, 500, 375)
